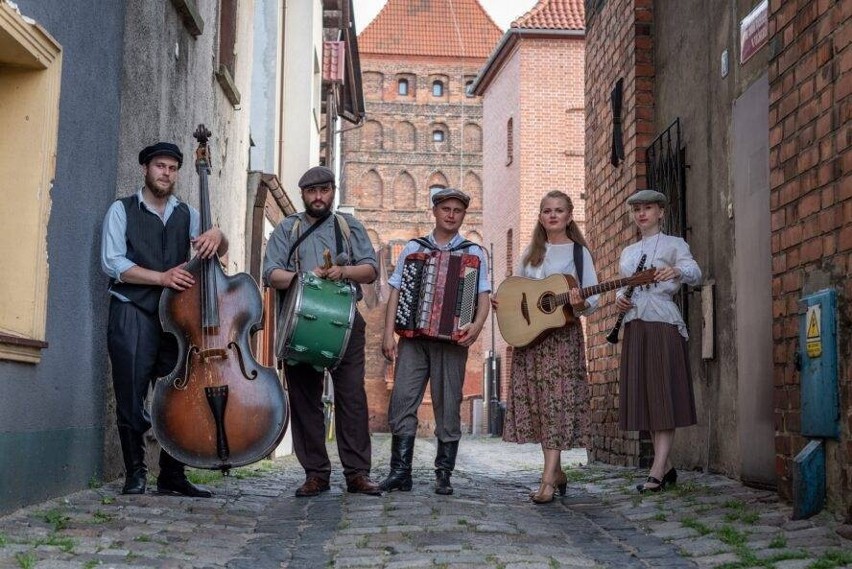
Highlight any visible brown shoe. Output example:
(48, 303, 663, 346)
(295, 477, 330, 497)
(346, 474, 382, 495)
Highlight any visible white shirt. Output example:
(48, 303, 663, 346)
(518, 242, 600, 315)
(617, 232, 702, 338)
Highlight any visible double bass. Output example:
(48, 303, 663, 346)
(152, 125, 288, 472)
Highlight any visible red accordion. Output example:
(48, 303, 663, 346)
(394, 250, 480, 342)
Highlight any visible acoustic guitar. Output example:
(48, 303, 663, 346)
(495, 269, 656, 348)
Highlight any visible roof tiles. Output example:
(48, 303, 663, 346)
(358, 0, 503, 58)
(511, 0, 585, 30)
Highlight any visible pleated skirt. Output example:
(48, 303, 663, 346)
(503, 324, 590, 450)
(618, 320, 697, 431)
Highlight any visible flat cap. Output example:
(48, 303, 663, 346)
(626, 189, 667, 205)
(138, 142, 183, 168)
(298, 166, 336, 189)
(431, 187, 470, 208)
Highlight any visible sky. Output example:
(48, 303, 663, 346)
(352, 0, 540, 33)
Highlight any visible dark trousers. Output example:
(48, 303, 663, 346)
(284, 311, 371, 481)
(107, 298, 182, 473)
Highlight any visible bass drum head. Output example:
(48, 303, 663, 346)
(275, 273, 304, 360)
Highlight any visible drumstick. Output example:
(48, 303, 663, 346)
(322, 249, 333, 270)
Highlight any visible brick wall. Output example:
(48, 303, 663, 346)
(768, 0, 851, 507)
(480, 34, 588, 402)
(341, 53, 488, 435)
(585, 0, 656, 466)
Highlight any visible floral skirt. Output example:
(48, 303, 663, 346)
(502, 324, 590, 449)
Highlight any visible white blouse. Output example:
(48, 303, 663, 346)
(617, 232, 702, 338)
(518, 242, 600, 314)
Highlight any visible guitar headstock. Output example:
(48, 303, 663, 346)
(628, 268, 657, 287)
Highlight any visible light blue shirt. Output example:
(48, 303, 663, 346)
(101, 188, 200, 299)
(388, 232, 491, 293)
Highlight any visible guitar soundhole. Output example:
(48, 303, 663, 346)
(538, 293, 557, 314)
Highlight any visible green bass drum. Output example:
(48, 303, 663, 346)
(276, 272, 355, 371)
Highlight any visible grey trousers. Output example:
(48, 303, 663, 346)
(388, 338, 468, 442)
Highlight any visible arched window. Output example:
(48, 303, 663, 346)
(432, 80, 444, 97)
(465, 80, 474, 97)
(432, 130, 445, 142)
(398, 78, 409, 96)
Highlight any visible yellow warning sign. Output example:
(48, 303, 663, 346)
(806, 305, 822, 358)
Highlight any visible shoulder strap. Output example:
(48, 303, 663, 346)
(450, 239, 478, 252)
(411, 237, 437, 251)
(573, 242, 584, 287)
(286, 214, 332, 268)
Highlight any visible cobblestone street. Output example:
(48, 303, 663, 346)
(0, 435, 848, 569)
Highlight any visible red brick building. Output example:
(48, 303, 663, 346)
(584, 0, 851, 514)
(340, 0, 502, 433)
(470, 0, 586, 403)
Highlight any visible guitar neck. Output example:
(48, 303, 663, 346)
(554, 276, 638, 306)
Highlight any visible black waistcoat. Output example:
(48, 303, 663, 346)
(110, 195, 191, 314)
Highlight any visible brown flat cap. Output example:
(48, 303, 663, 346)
(431, 188, 470, 208)
(298, 166, 335, 189)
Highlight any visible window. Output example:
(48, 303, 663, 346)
(506, 117, 514, 165)
(398, 78, 409, 96)
(0, 4, 62, 362)
(215, 0, 240, 105)
(506, 229, 514, 276)
(465, 80, 474, 97)
(432, 80, 444, 97)
(432, 130, 445, 142)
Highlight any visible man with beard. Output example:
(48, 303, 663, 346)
(263, 165, 382, 497)
(101, 142, 227, 497)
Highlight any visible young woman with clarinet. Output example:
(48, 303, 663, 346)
(614, 189, 702, 493)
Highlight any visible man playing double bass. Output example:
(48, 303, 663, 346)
(101, 142, 228, 496)
(263, 165, 382, 497)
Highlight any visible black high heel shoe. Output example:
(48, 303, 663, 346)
(636, 475, 664, 494)
(662, 467, 677, 487)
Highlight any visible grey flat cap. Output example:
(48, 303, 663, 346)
(626, 189, 667, 205)
(298, 166, 335, 189)
(431, 187, 470, 208)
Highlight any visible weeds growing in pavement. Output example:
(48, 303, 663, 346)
(87, 477, 102, 489)
(41, 508, 70, 532)
(100, 496, 114, 505)
(0, 533, 6, 547)
(14, 552, 36, 569)
(83, 560, 101, 569)
(716, 525, 748, 547)
(680, 517, 712, 536)
(768, 534, 786, 549)
(91, 510, 113, 524)
(809, 549, 852, 569)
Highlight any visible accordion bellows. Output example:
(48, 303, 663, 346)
(394, 251, 480, 343)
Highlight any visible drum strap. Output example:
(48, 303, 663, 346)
(287, 213, 352, 271)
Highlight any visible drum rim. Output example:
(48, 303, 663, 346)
(276, 272, 306, 360)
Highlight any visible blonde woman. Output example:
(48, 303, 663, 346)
(497, 190, 598, 504)
(615, 189, 702, 493)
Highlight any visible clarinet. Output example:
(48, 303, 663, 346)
(605, 254, 647, 344)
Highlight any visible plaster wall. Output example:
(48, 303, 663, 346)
(0, 0, 126, 513)
(280, 0, 323, 205)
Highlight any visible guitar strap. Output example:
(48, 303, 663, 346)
(574, 242, 584, 287)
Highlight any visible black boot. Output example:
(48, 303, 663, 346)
(380, 435, 415, 492)
(434, 439, 459, 495)
(156, 450, 213, 498)
(117, 427, 147, 495)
